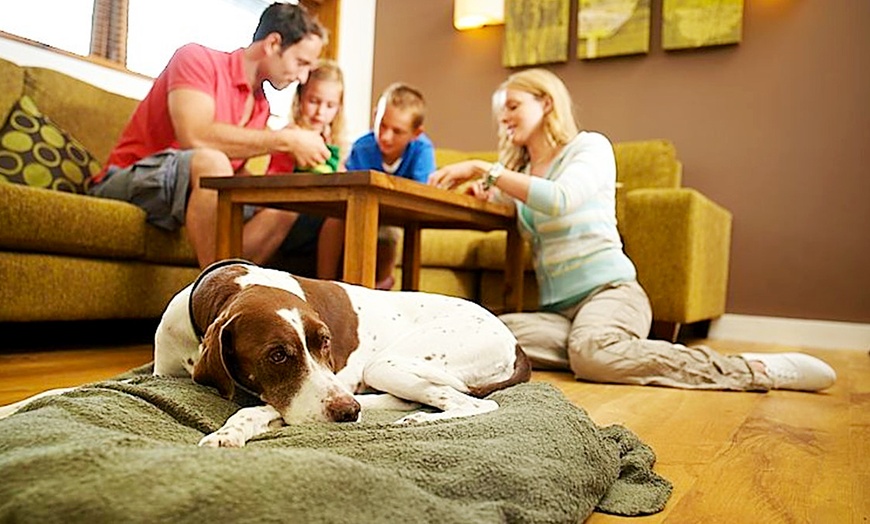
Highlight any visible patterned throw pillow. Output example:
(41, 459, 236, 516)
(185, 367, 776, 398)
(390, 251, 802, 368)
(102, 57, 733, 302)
(0, 95, 101, 194)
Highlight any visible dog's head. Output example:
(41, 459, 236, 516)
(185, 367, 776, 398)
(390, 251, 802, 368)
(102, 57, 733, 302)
(192, 278, 360, 424)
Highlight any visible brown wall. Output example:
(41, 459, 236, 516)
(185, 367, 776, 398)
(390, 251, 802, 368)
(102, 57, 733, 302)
(371, 0, 870, 323)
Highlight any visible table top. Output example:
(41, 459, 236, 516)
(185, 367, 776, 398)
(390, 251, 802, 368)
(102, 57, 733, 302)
(200, 170, 517, 230)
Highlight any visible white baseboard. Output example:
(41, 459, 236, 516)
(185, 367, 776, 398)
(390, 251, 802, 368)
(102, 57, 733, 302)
(708, 314, 870, 351)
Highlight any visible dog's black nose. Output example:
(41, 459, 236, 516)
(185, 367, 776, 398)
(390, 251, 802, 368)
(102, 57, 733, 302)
(329, 396, 361, 423)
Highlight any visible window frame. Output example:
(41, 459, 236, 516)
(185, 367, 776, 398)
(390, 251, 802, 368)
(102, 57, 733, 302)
(1, 0, 338, 79)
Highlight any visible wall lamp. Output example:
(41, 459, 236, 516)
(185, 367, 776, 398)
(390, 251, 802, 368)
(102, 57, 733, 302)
(454, 0, 505, 30)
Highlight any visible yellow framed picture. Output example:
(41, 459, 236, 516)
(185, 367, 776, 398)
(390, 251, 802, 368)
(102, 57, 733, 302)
(578, 0, 651, 60)
(662, 0, 744, 50)
(503, 0, 571, 67)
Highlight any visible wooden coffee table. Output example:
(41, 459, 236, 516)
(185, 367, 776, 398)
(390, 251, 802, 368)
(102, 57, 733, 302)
(200, 170, 524, 312)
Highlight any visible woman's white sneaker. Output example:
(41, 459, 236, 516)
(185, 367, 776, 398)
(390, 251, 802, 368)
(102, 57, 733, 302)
(741, 352, 836, 391)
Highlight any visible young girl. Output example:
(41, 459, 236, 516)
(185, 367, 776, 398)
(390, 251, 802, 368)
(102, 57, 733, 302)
(267, 60, 349, 280)
(429, 68, 836, 393)
(269, 59, 346, 172)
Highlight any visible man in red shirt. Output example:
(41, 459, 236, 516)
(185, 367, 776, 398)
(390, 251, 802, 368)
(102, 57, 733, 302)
(90, 3, 331, 268)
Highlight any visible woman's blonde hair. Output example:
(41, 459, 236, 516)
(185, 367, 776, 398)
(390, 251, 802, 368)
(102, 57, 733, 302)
(492, 68, 579, 171)
(291, 59, 346, 150)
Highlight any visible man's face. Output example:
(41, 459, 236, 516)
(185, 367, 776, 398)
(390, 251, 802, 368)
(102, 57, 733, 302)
(267, 34, 323, 90)
(374, 103, 420, 163)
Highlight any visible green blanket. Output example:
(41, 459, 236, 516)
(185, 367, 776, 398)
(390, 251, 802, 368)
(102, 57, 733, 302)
(0, 373, 671, 523)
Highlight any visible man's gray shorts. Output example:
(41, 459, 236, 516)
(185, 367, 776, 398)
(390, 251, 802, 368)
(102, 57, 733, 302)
(89, 149, 193, 231)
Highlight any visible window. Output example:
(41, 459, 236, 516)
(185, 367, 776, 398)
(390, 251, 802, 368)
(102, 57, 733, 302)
(0, 0, 96, 56)
(1, 0, 337, 124)
(125, 0, 273, 77)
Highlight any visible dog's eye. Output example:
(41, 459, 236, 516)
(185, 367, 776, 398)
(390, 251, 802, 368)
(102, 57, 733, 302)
(268, 348, 288, 364)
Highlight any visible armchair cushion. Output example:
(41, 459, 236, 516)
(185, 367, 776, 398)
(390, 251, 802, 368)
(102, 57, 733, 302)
(613, 139, 682, 191)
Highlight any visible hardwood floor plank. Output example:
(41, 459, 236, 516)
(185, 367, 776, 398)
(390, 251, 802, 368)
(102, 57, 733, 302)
(0, 345, 153, 405)
(665, 391, 851, 522)
(0, 338, 866, 522)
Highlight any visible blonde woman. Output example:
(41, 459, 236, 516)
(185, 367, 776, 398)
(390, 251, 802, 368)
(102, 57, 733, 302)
(429, 68, 835, 392)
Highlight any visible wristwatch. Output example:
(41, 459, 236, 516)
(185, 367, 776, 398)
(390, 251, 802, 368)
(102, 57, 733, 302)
(483, 162, 504, 190)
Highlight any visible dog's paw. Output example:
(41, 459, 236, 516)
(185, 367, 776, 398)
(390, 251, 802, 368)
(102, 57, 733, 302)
(198, 426, 247, 448)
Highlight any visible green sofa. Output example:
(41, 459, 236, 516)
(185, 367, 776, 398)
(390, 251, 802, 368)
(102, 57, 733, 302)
(0, 57, 200, 323)
(0, 57, 732, 339)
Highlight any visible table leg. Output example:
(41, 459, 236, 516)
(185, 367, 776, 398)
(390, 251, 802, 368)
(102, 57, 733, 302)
(343, 191, 379, 287)
(401, 223, 421, 291)
(215, 192, 243, 259)
(504, 226, 525, 312)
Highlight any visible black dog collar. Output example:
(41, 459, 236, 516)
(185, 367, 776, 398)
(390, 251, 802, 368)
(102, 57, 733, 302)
(187, 258, 256, 340)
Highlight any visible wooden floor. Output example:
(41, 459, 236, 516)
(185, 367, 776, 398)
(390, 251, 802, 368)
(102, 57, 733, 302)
(0, 339, 867, 523)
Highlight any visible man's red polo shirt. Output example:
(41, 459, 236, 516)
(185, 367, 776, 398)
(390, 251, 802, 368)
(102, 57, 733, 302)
(95, 44, 270, 183)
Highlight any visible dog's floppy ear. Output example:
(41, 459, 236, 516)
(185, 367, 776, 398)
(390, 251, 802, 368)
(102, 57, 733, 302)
(193, 311, 238, 399)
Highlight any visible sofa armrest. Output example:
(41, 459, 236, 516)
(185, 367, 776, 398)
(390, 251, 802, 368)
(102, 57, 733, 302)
(622, 188, 732, 324)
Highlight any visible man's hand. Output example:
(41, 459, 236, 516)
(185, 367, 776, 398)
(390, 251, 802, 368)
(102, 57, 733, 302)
(275, 127, 331, 168)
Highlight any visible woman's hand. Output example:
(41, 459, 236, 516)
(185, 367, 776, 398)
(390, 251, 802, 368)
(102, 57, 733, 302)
(428, 160, 488, 191)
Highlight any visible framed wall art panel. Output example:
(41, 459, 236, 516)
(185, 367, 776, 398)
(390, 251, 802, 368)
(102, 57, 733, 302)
(662, 0, 744, 50)
(578, 0, 651, 60)
(503, 0, 571, 67)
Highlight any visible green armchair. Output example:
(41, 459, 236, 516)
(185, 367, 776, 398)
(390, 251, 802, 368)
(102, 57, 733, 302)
(615, 140, 732, 340)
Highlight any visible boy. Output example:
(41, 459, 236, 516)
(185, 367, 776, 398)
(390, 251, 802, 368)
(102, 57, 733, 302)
(346, 82, 436, 183)
(331, 83, 436, 289)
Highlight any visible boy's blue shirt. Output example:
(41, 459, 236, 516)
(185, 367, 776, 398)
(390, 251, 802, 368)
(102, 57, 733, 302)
(345, 132, 436, 184)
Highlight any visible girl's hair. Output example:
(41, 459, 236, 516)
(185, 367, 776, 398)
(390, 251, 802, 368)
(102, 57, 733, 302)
(291, 59, 346, 150)
(491, 68, 579, 171)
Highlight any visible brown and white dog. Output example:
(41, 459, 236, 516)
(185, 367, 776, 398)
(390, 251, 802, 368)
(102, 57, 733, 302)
(152, 260, 530, 447)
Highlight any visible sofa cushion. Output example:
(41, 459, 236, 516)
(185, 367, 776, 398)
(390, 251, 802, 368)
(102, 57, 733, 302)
(0, 182, 145, 259)
(434, 148, 498, 168)
(0, 252, 200, 322)
(144, 225, 198, 265)
(474, 230, 534, 271)
(394, 229, 488, 269)
(24, 67, 138, 164)
(0, 95, 100, 194)
(392, 266, 479, 302)
(0, 58, 25, 125)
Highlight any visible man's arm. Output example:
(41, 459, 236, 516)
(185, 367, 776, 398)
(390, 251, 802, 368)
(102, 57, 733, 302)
(168, 88, 330, 167)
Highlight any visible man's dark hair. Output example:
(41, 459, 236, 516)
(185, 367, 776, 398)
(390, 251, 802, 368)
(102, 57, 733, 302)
(253, 2, 327, 50)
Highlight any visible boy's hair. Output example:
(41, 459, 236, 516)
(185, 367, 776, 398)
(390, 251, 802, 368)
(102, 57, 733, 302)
(492, 68, 579, 172)
(292, 59, 346, 148)
(253, 2, 327, 50)
(378, 82, 427, 130)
